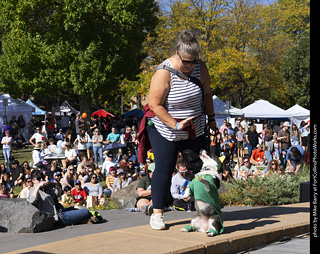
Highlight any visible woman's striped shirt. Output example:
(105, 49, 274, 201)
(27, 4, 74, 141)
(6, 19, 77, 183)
(151, 59, 205, 141)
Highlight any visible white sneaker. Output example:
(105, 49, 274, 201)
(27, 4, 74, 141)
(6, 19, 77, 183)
(150, 213, 166, 230)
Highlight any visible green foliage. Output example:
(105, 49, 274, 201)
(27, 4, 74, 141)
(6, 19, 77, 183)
(220, 169, 310, 206)
(0, 0, 159, 112)
(280, 30, 310, 109)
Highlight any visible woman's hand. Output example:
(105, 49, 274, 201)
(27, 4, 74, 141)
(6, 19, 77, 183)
(176, 116, 195, 131)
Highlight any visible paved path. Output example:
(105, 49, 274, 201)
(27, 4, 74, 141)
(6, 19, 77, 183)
(1, 203, 310, 254)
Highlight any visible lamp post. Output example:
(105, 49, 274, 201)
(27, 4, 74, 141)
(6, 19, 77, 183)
(2, 98, 8, 122)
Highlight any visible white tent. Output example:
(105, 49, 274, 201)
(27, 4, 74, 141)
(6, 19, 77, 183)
(0, 94, 33, 140)
(242, 99, 290, 119)
(213, 95, 243, 128)
(286, 104, 310, 127)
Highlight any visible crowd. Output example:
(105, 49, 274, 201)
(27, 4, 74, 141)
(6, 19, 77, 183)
(0, 112, 311, 215)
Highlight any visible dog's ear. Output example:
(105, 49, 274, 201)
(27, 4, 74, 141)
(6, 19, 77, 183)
(200, 150, 210, 160)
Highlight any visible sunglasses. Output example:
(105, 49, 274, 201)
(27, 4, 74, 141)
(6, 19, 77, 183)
(179, 54, 198, 65)
(244, 161, 249, 163)
(91, 177, 97, 179)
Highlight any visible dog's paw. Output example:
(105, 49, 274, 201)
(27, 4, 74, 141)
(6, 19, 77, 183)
(180, 227, 188, 232)
(206, 232, 215, 237)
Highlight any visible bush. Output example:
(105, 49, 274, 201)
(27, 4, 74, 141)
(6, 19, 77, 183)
(220, 168, 310, 206)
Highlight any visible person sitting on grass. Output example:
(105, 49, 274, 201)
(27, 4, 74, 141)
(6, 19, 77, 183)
(72, 180, 87, 207)
(136, 163, 155, 216)
(240, 156, 263, 180)
(61, 186, 75, 207)
(113, 168, 133, 193)
(250, 144, 266, 166)
(103, 166, 117, 197)
(264, 160, 285, 178)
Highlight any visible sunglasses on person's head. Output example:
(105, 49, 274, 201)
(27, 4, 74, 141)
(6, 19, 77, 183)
(178, 54, 198, 65)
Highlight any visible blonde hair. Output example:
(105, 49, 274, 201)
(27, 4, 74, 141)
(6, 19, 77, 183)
(175, 30, 200, 57)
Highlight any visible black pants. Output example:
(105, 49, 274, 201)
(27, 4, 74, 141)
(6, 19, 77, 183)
(147, 125, 206, 210)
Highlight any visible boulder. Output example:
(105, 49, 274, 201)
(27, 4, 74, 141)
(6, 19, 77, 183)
(0, 198, 55, 233)
(111, 180, 139, 209)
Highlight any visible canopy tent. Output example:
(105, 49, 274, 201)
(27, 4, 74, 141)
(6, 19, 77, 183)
(124, 108, 144, 118)
(51, 101, 79, 116)
(242, 100, 290, 119)
(25, 99, 46, 116)
(92, 109, 115, 118)
(0, 94, 33, 140)
(286, 104, 310, 127)
(212, 95, 243, 128)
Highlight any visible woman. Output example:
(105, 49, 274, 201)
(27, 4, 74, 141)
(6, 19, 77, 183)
(18, 177, 33, 198)
(210, 129, 224, 157)
(1, 130, 12, 169)
(113, 168, 132, 192)
(234, 157, 244, 180)
(61, 165, 78, 189)
(146, 30, 217, 230)
(92, 128, 104, 167)
(290, 124, 300, 146)
(245, 125, 260, 158)
(265, 160, 284, 178)
(83, 173, 104, 206)
(22, 161, 32, 179)
(74, 129, 87, 159)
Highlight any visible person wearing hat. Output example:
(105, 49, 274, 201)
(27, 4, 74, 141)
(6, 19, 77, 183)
(102, 153, 116, 177)
(103, 166, 117, 197)
(250, 144, 266, 166)
(277, 121, 291, 168)
(113, 168, 132, 193)
(136, 162, 155, 215)
(71, 180, 87, 206)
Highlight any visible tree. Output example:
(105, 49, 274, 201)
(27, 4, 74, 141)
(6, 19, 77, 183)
(280, 30, 310, 109)
(0, 0, 159, 113)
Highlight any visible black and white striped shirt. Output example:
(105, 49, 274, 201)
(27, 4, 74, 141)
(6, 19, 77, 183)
(151, 59, 205, 141)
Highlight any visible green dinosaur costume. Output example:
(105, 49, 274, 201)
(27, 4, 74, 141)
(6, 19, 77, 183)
(184, 174, 224, 236)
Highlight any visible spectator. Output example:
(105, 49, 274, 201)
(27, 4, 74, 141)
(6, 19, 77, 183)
(278, 121, 291, 168)
(170, 162, 193, 211)
(27, 170, 92, 227)
(62, 142, 77, 169)
(55, 129, 65, 142)
(290, 124, 300, 146)
(18, 176, 34, 198)
(113, 168, 132, 192)
(74, 129, 87, 160)
(72, 180, 87, 206)
(265, 160, 284, 178)
(60, 112, 70, 133)
(83, 173, 104, 206)
(234, 157, 244, 180)
(210, 129, 224, 157)
(0, 163, 7, 177)
(61, 186, 75, 207)
(61, 165, 78, 189)
(136, 162, 155, 215)
(45, 160, 61, 181)
(240, 156, 262, 180)
(250, 144, 266, 166)
(9, 115, 18, 139)
(219, 119, 228, 134)
(240, 117, 249, 133)
(226, 123, 234, 136)
(10, 160, 24, 186)
(286, 145, 305, 175)
(236, 125, 245, 158)
(14, 133, 27, 148)
(106, 127, 120, 144)
(29, 127, 45, 146)
(104, 166, 117, 197)
(32, 142, 49, 171)
(92, 128, 104, 167)
(127, 149, 138, 166)
(0, 172, 14, 198)
(1, 130, 12, 169)
(102, 153, 116, 177)
(0, 182, 9, 198)
(245, 125, 260, 158)
(77, 157, 88, 174)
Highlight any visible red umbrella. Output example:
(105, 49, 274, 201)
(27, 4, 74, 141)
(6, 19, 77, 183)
(91, 109, 115, 118)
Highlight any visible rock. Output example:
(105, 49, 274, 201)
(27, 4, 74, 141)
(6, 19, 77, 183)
(111, 180, 139, 209)
(0, 198, 55, 233)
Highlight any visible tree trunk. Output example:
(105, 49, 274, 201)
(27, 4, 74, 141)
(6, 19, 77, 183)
(79, 95, 92, 115)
